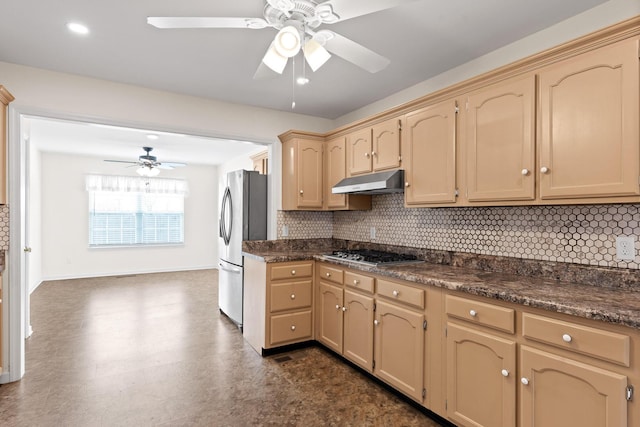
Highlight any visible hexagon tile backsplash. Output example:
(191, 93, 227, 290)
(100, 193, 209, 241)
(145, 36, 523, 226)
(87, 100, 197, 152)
(278, 194, 640, 270)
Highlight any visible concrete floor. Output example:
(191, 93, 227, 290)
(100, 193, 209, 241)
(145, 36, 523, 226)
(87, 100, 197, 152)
(0, 269, 447, 426)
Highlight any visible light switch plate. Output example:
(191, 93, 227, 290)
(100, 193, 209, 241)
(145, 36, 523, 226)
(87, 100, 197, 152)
(282, 225, 289, 237)
(370, 227, 376, 240)
(616, 236, 635, 261)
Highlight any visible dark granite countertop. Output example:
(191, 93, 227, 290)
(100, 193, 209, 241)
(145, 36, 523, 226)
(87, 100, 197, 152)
(242, 239, 640, 331)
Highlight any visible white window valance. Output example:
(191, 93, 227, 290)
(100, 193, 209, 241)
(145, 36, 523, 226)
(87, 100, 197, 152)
(85, 174, 189, 196)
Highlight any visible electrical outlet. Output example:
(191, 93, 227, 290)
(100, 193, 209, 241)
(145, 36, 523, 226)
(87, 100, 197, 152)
(370, 227, 376, 240)
(616, 236, 635, 261)
(282, 225, 289, 237)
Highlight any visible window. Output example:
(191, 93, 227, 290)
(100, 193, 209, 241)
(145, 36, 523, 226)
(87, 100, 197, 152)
(86, 175, 189, 247)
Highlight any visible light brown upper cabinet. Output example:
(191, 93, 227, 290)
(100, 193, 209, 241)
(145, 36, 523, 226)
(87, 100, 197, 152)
(250, 150, 269, 175)
(0, 86, 14, 205)
(538, 37, 640, 200)
(324, 136, 371, 211)
(403, 98, 458, 206)
(281, 136, 324, 210)
(347, 117, 402, 176)
(464, 75, 536, 202)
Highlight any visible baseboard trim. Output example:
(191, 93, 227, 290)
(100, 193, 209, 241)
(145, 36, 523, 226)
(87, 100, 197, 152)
(40, 265, 217, 282)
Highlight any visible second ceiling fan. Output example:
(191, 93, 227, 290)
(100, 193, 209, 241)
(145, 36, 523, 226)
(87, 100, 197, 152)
(147, 0, 419, 77)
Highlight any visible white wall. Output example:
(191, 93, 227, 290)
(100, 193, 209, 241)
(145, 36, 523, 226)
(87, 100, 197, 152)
(39, 151, 219, 280)
(335, 0, 640, 126)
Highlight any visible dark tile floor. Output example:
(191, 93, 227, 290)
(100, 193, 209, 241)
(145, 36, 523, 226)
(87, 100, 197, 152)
(0, 269, 447, 426)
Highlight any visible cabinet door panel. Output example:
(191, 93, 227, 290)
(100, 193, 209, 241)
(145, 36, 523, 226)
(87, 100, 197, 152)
(316, 282, 344, 353)
(466, 75, 535, 201)
(374, 300, 424, 401)
(348, 128, 373, 176)
(446, 323, 516, 427)
(372, 117, 401, 171)
(343, 290, 374, 371)
(298, 139, 324, 207)
(325, 137, 347, 209)
(520, 346, 627, 427)
(539, 37, 640, 199)
(403, 99, 457, 205)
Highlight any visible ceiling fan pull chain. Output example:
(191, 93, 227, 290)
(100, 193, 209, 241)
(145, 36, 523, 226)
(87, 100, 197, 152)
(291, 54, 296, 109)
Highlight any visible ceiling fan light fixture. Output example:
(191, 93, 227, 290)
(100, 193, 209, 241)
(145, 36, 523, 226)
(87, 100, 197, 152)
(267, 0, 295, 12)
(304, 38, 331, 72)
(262, 42, 288, 74)
(137, 166, 160, 177)
(274, 26, 301, 58)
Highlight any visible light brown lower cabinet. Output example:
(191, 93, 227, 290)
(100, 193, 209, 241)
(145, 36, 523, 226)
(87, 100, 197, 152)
(446, 322, 516, 427)
(374, 299, 425, 401)
(520, 346, 628, 427)
(316, 264, 374, 371)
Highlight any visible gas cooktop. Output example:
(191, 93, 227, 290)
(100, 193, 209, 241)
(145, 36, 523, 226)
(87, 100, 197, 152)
(323, 249, 423, 267)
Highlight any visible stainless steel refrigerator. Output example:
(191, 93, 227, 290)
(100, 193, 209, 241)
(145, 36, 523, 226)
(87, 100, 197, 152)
(218, 170, 267, 328)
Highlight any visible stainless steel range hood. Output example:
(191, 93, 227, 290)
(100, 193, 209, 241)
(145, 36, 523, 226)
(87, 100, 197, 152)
(332, 170, 405, 195)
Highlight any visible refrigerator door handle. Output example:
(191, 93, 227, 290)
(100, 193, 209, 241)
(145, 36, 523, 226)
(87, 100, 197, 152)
(219, 262, 241, 274)
(220, 186, 233, 245)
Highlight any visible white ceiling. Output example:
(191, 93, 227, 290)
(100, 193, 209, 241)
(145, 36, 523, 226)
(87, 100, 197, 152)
(0, 0, 608, 120)
(27, 116, 264, 166)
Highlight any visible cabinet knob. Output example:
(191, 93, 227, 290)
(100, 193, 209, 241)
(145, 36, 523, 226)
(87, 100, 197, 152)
(392, 290, 400, 297)
(290, 325, 296, 331)
(540, 166, 550, 174)
(335, 304, 340, 310)
(290, 294, 296, 300)
(405, 182, 410, 187)
(374, 319, 380, 326)
(521, 168, 530, 176)
(291, 270, 296, 275)
(521, 377, 530, 385)
(562, 333, 572, 343)
(469, 309, 477, 317)
(326, 272, 331, 277)
(299, 189, 304, 195)
(342, 306, 347, 312)
(364, 152, 370, 158)
(371, 151, 377, 157)
(353, 279, 360, 285)
(501, 369, 509, 377)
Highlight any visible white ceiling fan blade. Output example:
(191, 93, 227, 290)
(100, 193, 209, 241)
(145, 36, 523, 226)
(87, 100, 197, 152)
(253, 61, 281, 80)
(319, 31, 390, 73)
(319, 0, 420, 23)
(104, 160, 138, 165)
(158, 162, 186, 170)
(147, 17, 268, 29)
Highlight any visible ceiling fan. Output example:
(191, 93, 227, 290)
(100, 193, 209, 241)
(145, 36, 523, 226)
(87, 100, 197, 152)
(147, 0, 420, 77)
(104, 147, 186, 177)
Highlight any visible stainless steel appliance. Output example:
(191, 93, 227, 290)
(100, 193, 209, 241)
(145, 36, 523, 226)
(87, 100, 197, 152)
(323, 249, 423, 267)
(219, 170, 267, 328)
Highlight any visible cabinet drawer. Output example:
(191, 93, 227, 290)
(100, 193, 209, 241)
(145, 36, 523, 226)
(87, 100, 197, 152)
(377, 279, 424, 309)
(522, 313, 630, 367)
(269, 310, 313, 346)
(318, 264, 343, 285)
(270, 262, 313, 281)
(270, 280, 312, 313)
(446, 295, 515, 334)
(345, 271, 374, 294)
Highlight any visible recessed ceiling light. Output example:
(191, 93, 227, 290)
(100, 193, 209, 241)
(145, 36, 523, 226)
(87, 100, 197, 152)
(67, 22, 90, 35)
(146, 134, 159, 140)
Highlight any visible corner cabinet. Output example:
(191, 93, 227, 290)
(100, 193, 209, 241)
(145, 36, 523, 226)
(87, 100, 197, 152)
(346, 116, 402, 177)
(403, 98, 458, 206)
(0, 86, 14, 205)
(538, 37, 640, 201)
(280, 133, 324, 210)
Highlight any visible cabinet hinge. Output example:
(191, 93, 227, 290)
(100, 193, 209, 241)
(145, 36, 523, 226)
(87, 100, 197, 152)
(445, 399, 448, 410)
(398, 155, 402, 162)
(454, 102, 459, 114)
(627, 385, 634, 401)
(422, 388, 426, 399)
(373, 302, 376, 312)
(455, 189, 459, 197)
(398, 119, 402, 131)
(445, 327, 448, 337)
(372, 360, 376, 370)
(423, 320, 427, 330)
